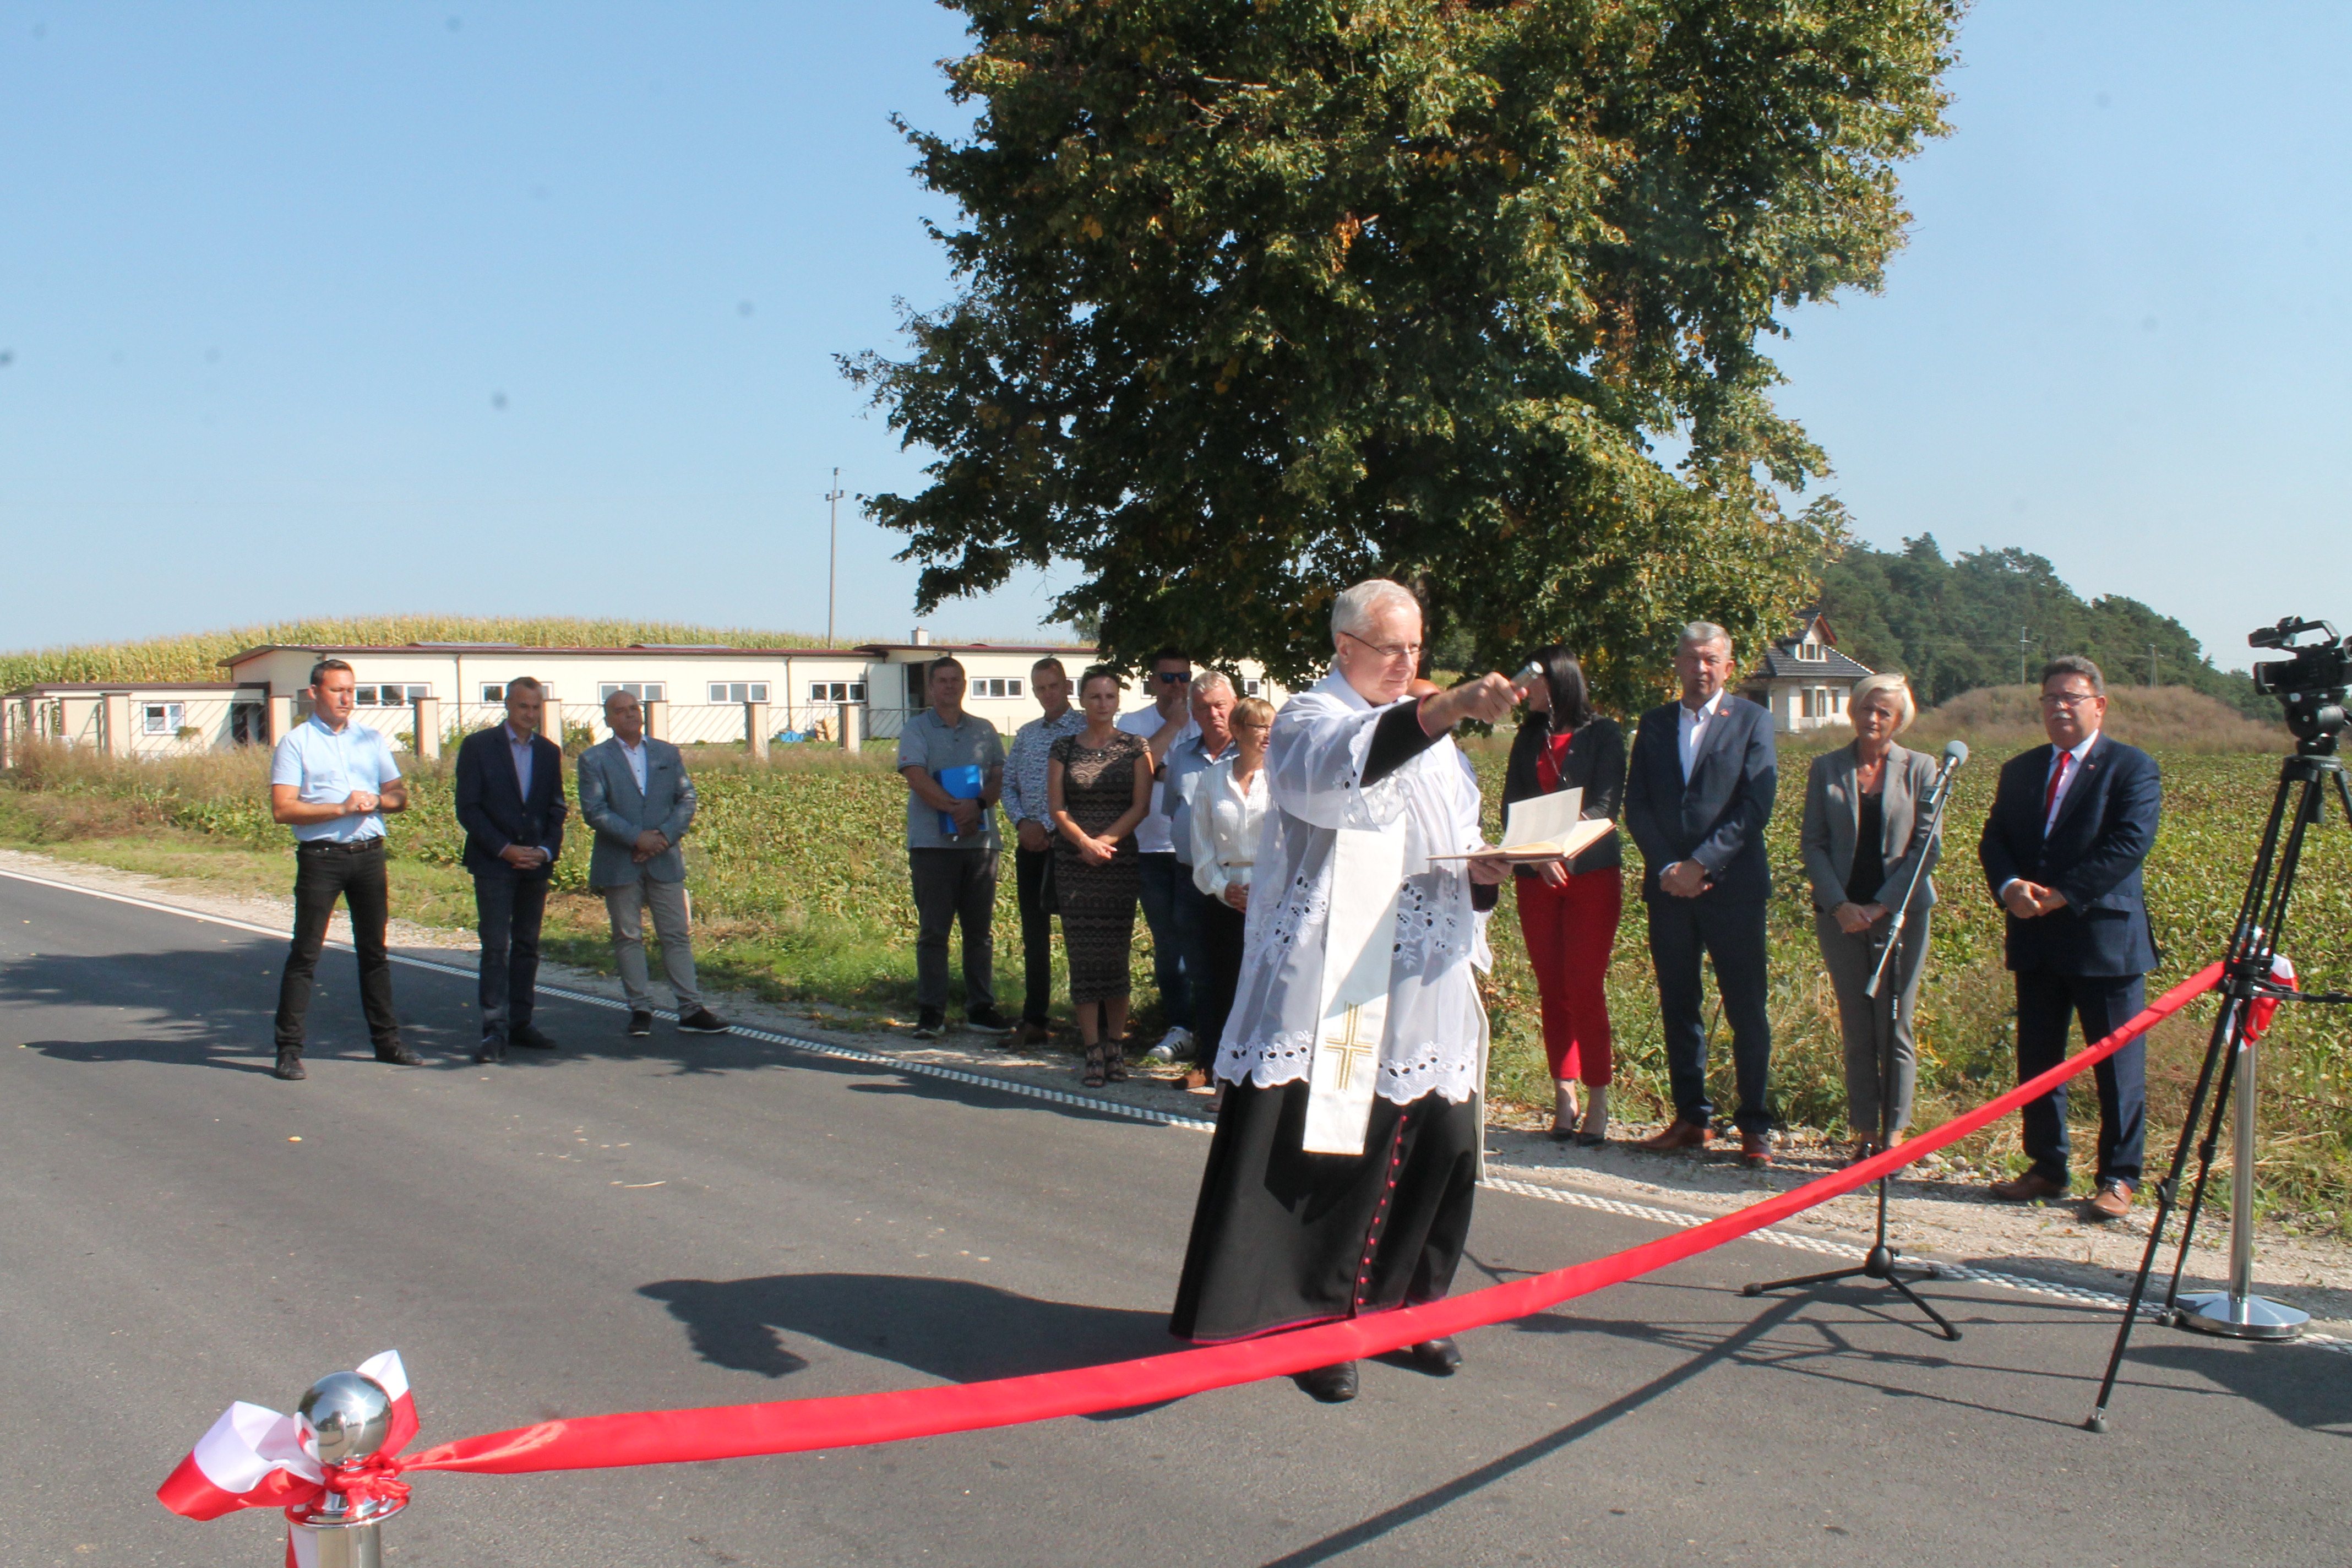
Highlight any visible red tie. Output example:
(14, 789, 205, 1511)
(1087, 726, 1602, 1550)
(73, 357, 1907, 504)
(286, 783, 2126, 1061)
(2044, 752, 2071, 823)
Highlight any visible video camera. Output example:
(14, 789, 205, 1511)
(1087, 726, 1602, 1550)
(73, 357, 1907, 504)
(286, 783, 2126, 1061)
(2249, 617, 2350, 750)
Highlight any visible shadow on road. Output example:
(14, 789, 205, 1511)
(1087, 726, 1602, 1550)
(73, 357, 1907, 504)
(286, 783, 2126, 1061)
(2130, 1340, 2352, 1435)
(639, 1271, 1174, 1387)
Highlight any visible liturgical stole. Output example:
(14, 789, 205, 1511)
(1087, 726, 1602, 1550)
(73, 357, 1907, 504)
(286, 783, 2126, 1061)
(1302, 826, 1407, 1154)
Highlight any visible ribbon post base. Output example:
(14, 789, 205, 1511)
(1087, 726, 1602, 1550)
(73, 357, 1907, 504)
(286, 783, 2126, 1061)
(288, 1502, 402, 1568)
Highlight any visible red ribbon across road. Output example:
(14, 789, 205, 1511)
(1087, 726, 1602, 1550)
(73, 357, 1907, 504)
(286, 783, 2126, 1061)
(164, 961, 2221, 1511)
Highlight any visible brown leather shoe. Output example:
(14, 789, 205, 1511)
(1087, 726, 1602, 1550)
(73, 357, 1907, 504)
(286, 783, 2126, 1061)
(1633, 1119, 1710, 1153)
(1740, 1130, 1775, 1168)
(2085, 1180, 2136, 1221)
(1989, 1171, 2068, 1202)
(1018, 1022, 1053, 1047)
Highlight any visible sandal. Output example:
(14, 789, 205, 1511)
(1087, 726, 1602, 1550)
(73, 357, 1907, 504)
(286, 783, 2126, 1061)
(1082, 1044, 1108, 1088)
(1104, 1050, 1130, 1082)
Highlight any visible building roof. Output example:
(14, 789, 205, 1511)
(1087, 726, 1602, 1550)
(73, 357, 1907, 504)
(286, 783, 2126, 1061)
(219, 642, 872, 668)
(1751, 645, 1874, 681)
(854, 641, 1098, 656)
(7, 680, 257, 698)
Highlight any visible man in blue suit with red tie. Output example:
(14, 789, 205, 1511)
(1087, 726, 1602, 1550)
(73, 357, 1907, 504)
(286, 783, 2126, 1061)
(1979, 655, 2162, 1221)
(455, 674, 569, 1064)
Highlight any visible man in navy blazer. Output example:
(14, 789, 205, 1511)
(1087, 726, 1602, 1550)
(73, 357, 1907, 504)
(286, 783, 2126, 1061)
(454, 675, 569, 1064)
(1623, 622, 1781, 1164)
(1979, 655, 2162, 1220)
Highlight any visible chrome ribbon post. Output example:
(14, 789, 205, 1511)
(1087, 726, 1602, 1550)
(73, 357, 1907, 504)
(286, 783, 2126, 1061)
(288, 1370, 406, 1567)
(2177, 1020, 2310, 1340)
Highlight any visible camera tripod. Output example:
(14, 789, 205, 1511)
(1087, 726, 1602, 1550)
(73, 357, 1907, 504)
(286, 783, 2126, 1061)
(1744, 744, 1967, 1341)
(2085, 734, 2351, 1431)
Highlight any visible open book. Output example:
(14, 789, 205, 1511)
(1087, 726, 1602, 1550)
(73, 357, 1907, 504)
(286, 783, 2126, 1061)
(1431, 787, 1615, 864)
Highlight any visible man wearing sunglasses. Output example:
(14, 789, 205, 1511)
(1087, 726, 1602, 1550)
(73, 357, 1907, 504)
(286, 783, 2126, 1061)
(1117, 647, 1200, 1059)
(1979, 655, 2162, 1221)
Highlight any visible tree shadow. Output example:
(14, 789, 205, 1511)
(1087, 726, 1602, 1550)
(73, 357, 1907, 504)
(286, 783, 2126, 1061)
(638, 1271, 1176, 1391)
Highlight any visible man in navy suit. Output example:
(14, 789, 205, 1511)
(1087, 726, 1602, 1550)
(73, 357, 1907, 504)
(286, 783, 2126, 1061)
(1979, 655, 2162, 1220)
(1624, 622, 1781, 1165)
(455, 675, 569, 1064)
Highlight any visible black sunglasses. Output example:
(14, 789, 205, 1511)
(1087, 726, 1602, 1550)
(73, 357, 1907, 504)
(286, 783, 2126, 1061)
(1154, 670, 1192, 685)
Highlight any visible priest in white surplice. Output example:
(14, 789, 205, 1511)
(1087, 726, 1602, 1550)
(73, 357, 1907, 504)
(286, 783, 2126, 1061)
(1169, 580, 1518, 1403)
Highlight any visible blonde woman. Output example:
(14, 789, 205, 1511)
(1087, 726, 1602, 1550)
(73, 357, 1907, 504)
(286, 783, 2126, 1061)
(1185, 695, 1274, 1088)
(1800, 673, 1941, 1161)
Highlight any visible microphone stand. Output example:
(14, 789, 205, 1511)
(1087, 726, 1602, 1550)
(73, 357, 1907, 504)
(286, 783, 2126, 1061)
(1744, 745, 1966, 1340)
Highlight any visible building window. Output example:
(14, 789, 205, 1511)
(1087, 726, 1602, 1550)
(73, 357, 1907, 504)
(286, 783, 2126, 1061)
(968, 677, 1023, 698)
(598, 682, 666, 703)
(808, 682, 867, 703)
(143, 702, 186, 734)
(1243, 678, 1264, 696)
(709, 682, 769, 704)
(354, 684, 430, 706)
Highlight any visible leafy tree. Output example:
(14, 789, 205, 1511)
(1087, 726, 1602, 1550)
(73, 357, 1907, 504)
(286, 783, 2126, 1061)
(1818, 535, 2268, 715)
(846, 0, 1961, 708)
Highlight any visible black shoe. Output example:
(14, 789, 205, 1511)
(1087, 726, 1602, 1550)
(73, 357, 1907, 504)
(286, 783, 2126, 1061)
(963, 1005, 1015, 1036)
(273, 1050, 307, 1081)
(511, 1025, 558, 1050)
(1294, 1361, 1359, 1403)
(374, 1042, 422, 1066)
(1406, 1337, 1463, 1376)
(911, 1008, 946, 1041)
(627, 1010, 654, 1037)
(677, 1008, 730, 1035)
(475, 1036, 507, 1064)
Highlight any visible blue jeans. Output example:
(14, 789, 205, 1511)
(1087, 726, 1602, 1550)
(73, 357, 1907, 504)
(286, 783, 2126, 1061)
(1135, 853, 1191, 1029)
(1646, 895, 1773, 1133)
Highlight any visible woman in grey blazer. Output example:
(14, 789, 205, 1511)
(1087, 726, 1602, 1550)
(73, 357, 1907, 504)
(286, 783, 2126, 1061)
(1800, 673, 1940, 1160)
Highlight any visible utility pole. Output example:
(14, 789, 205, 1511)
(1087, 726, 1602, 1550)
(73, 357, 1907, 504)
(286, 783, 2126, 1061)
(2018, 626, 2031, 686)
(825, 467, 845, 647)
(2148, 643, 2159, 687)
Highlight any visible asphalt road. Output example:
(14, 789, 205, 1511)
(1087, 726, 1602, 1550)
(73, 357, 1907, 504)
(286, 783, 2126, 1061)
(0, 869, 2343, 1568)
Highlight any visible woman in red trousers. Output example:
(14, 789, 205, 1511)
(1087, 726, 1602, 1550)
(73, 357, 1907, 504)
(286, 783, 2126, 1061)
(1503, 647, 1626, 1145)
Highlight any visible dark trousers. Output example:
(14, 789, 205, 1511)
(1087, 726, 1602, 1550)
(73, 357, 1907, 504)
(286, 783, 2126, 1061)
(274, 840, 400, 1054)
(1194, 889, 1249, 1068)
(911, 848, 997, 1013)
(473, 870, 550, 1041)
(1646, 894, 1773, 1133)
(1136, 852, 1191, 1028)
(2015, 969, 2147, 1187)
(1014, 844, 1056, 1026)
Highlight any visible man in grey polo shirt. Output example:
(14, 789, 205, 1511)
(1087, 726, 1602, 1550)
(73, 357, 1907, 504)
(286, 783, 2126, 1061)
(268, 657, 421, 1081)
(896, 656, 1015, 1041)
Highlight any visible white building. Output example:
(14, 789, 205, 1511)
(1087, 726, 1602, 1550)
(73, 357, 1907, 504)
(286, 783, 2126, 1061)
(0, 638, 1287, 761)
(1739, 609, 1876, 733)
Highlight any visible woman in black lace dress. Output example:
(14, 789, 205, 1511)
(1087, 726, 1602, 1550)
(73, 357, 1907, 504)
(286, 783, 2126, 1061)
(1048, 667, 1152, 1086)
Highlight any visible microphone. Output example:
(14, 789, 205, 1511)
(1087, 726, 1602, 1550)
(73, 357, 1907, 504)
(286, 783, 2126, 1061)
(1941, 738, 1969, 771)
(1507, 660, 1545, 699)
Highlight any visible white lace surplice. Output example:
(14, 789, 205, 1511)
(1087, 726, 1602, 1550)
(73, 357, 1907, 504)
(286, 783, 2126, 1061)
(1215, 672, 1493, 1106)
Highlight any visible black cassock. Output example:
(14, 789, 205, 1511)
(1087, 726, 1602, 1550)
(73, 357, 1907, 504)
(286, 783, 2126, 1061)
(1168, 699, 1490, 1345)
(1169, 1078, 1480, 1342)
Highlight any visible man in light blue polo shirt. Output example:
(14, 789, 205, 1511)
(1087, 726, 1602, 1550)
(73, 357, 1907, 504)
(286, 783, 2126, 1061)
(268, 657, 419, 1080)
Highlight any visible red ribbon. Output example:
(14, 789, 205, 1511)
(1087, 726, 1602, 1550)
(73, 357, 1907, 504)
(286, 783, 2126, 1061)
(170, 961, 2220, 1509)
(309, 1455, 413, 1513)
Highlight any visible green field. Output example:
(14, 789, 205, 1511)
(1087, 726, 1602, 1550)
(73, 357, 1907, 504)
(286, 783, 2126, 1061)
(4, 736, 2346, 1233)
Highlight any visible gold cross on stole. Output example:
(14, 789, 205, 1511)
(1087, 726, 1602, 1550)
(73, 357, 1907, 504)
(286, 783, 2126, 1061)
(1321, 1003, 1379, 1092)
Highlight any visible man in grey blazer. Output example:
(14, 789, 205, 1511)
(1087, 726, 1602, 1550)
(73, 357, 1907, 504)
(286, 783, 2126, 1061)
(578, 690, 729, 1038)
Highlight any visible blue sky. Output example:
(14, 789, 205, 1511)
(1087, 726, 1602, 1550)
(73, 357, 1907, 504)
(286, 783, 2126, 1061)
(3, 2, 2345, 670)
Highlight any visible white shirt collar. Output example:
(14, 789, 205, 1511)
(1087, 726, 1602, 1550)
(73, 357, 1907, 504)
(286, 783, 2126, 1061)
(2055, 731, 2099, 766)
(1679, 689, 1727, 723)
(619, 736, 646, 755)
(505, 723, 533, 747)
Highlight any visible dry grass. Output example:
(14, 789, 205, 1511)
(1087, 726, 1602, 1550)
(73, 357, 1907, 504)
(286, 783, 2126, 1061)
(1, 614, 853, 693)
(1909, 684, 2283, 755)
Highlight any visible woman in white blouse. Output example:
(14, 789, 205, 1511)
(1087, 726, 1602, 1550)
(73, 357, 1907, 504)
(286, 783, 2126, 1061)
(1185, 695, 1273, 1090)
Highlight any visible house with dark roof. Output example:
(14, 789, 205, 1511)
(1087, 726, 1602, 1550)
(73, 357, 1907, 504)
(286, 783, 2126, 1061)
(1740, 609, 1875, 733)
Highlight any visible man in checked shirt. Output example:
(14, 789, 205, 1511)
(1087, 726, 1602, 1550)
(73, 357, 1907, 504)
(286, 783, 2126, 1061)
(1000, 657, 1088, 1046)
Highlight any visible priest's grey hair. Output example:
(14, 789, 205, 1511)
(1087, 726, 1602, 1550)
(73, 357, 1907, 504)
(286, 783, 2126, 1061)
(1680, 620, 1732, 651)
(1330, 579, 1422, 643)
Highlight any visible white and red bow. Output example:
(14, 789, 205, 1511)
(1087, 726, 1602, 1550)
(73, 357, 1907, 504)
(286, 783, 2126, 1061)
(156, 1349, 417, 1529)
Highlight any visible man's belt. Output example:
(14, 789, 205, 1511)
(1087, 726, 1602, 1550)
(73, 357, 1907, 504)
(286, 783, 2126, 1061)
(298, 837, 385, 853)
